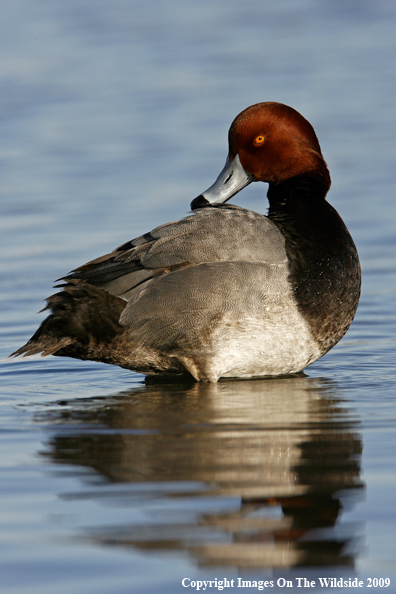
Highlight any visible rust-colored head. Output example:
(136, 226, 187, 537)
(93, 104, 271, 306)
(191, 102, 331, 210)
(228, 102, 330, 187)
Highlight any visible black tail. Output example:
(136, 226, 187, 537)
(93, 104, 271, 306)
(11, 280, 126, 363)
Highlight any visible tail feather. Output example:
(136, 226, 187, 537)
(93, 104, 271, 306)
(11, 280, 126, 362)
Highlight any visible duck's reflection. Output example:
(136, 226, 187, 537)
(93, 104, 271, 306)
(40, 375, 364, 569)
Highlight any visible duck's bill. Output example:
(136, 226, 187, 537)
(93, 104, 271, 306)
(191, 154, 254, 210)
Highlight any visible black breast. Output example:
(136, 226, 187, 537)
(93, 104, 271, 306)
(268, 176, 361, 355)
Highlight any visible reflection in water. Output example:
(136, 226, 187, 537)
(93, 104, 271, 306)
(38, 376, 364, 569)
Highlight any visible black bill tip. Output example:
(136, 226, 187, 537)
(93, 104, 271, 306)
(190, 195, 210, 210)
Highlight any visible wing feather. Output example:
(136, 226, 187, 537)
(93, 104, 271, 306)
(64, 206, 285, 300)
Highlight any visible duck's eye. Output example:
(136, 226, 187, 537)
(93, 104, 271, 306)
(254, 135, 265, 146)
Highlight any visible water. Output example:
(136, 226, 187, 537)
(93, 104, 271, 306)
(1, 1, 396, 592)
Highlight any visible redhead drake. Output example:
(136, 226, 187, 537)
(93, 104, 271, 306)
(13, 102, 361, 382)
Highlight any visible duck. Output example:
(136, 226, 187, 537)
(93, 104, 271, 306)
(12, 102, 361, 382)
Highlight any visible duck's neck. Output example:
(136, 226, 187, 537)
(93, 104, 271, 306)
(267, 174, 361, 355)
(267, 176, 333, 263)
(267, 174, 328, 208)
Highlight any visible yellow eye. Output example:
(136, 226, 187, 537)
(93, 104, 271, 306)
(254, 135, 265, 146)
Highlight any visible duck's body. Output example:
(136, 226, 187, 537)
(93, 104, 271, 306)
(13, 102, 361, 382)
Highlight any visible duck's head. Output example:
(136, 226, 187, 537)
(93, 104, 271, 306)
(191, 102, 331, 210)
